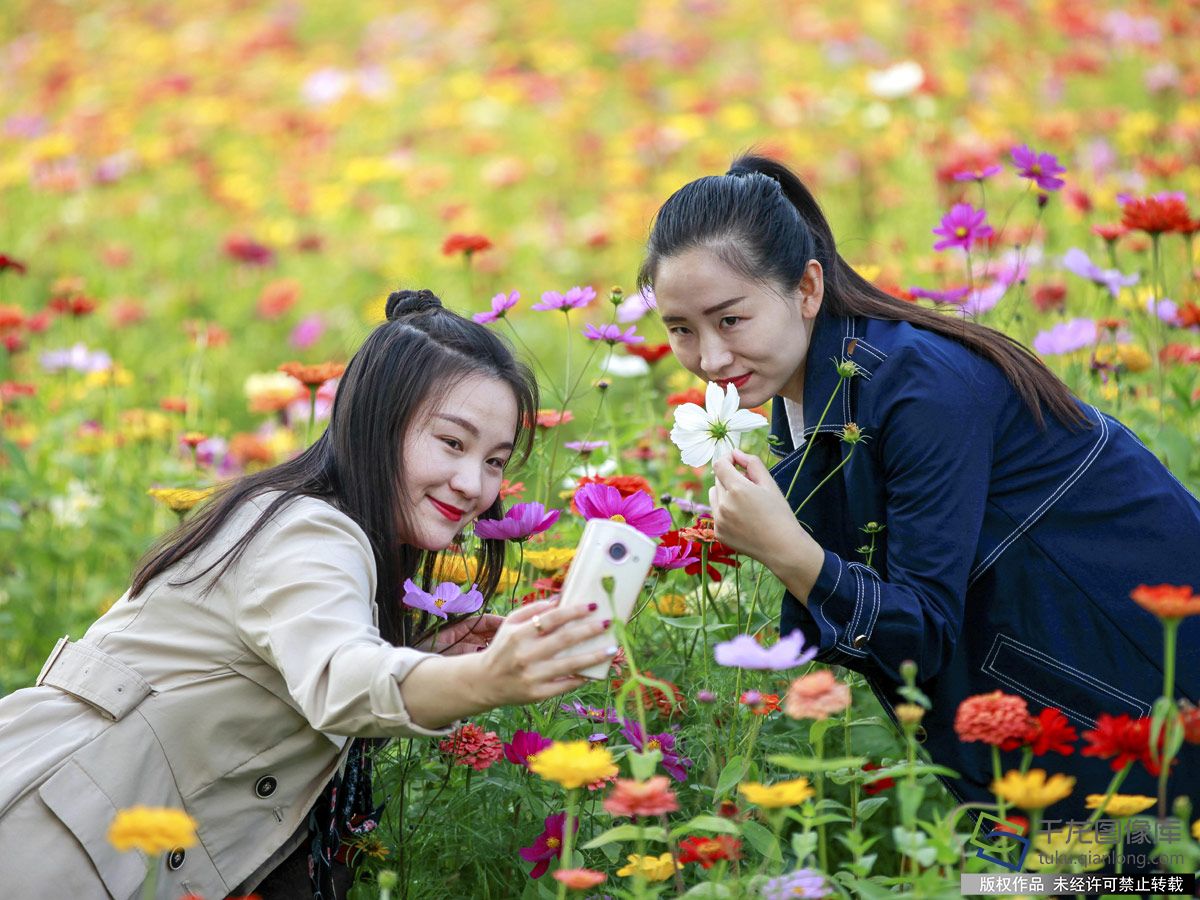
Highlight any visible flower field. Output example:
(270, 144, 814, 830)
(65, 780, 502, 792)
(3, 1, 1200, 897)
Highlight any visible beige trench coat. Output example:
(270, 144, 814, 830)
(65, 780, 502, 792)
(0, 494, 452, 899)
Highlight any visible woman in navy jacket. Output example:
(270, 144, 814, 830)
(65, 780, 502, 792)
(642, 154, 1200, 822)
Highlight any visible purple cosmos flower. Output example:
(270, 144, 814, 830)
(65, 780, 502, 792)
(472, 290, 519, 324)
(908, 285, 971, 304)
(474, 502, 560, 542)
(958, 281, 1006, 318)
(1011, 144, 1066, 192)
(669, 497, 712, 517)
(616, 287, 657, 322)
(583, 323, 646, 345)
(621, 720, 693, 782)
(1032, 318, 1098, 355)
(952, 164, 1003, 183)
(532, 285, 596, 312)
(588, 732, 609, 743)
(564, 440, 608, 454)
(289, 314, 325, 349)
(503, 729, 553, 768)
(713, 630, 818, 670)
(932, 203, 994, 252)
(1147, 296, 1179, 326)
(653, 542, 700, 571)
(561, 699, 620, 723)
(696, 690, 717, 704)
(40, 344, 113, 374)
(401, 579, 484, 619)
(761, 869, 830, 900)
(574, 483, 672, 537)
(1061, 248, 1139, 298)
(519, 812, 577, 879)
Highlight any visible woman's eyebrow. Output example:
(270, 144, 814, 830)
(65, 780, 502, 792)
(436, 413, 515, 451)
(661, 295, 745, 324)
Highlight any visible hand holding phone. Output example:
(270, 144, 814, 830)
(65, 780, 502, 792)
(554, 518, 656, 679)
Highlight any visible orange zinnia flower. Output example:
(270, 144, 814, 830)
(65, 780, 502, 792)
(602, 776, 679, 818)
(278, 361, 346, 387)
(1129, 584, 1199, 620)
(552, 869, 606, 890)
(1120, 196, 1192, 235)
(667, 387, 706, 407)
(257, 278, 301, 319)
(784, 669, 852, 720)
(954, 691, 1030, 746)
(535, 409, 574, 428)
(441, 233, 493, 256)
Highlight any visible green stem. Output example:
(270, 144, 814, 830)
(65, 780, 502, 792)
(782, 371, 849, 503)
(991, 744, 1008, 825)
(557, 788, 578, 899)
(793, 445, 857, 516)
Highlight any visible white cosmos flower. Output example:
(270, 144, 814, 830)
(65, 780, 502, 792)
(670, 381, 769, 467)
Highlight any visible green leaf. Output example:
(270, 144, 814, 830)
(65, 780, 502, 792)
(660, 615, 705, 630)
(669, 815, 741, 839)
(767, 753, 868, 773)
(808, 717, 838, 746)
(856, 796, 889, 822)
(681, 884, 733, 898)
(714, 755, 750, 798)
(740, 820, 782, 865)
(580, 824, 668, 849)
(629, 748, 663, 780)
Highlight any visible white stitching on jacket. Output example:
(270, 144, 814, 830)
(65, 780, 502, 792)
(995, 633, 1149, 711)
(968, 408, 1110, 584)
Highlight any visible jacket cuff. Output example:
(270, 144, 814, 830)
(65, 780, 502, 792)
(782, 550, 881, 666)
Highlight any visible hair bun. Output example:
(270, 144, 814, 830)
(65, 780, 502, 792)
(385, 289, 443, 321)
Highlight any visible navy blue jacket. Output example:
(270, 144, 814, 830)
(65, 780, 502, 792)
(769, 311, 1200, 819)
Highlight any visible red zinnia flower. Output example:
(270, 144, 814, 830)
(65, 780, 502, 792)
(678, 835, 743, 869)
(862, 762, 895, 795)
(439, 723, 503, 771)
(667, 387, 706, 407)
(658, 528, 740, 581)
(0, 254, 28, 275)
(1180, 700, 1200, 745)
(1121, 196, 1192, 235)
(610, 671, 687, 719)
(223, 233, 275, 266)
(1081, 713, 1162, 776)
(1129, 583, 1200, 620)
(1002, 707, 1077, 756)
(441, 233, 493, 256)
(1091, 224, 1127, 243)
(954, 691, 1030, 746)
(626, 342, 673, 364)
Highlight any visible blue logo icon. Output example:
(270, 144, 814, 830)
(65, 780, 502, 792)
(969, 812, 1030, 872)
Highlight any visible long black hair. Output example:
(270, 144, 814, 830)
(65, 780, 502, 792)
(638, 153, 1089, 431)
(130, 289, 538, 647)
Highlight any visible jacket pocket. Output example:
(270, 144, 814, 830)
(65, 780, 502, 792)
(39, 759, 146, 900)
(982, 633, 1152, 729)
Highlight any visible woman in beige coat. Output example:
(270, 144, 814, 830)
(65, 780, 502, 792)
(0, 290, 616, 899)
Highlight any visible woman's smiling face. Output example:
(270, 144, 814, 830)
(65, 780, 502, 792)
(653, 246, 823, 408)
(399, 375, 517, 551)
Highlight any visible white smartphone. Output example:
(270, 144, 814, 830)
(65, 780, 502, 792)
(555, 518, 657, 679)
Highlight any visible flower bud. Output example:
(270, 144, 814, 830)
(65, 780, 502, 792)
(379, 871, 399, 890)
(895, 702, 925, 726)
(609, 286, 625, 306)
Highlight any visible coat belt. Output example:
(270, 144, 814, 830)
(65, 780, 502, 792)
(35, 636, 153, 721)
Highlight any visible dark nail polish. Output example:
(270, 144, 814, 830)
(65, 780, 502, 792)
(602, 619, 612, 629)
(587, 602, 598, 612)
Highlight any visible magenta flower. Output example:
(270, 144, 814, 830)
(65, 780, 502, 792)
(503, 729, 553, 769)
(932, 203, 994, 252)
(583, 323, 646, 345)
(653, 541, 700, 571)
(713, 630, 818, 670)
(1011, 144, 1066, 192)
(401, 579, 484, 619)
(289, 314, 325, 349)
(532, 285, 596, 312)
(952, 164, 1003, 183)
(908, 285, 971, 304)
(472, 290, 520, 324)
(519, 812, 576, 878)
(574, 483, 672, 537)
(564, 440, 608, 454)
(621, 720, 693, 782)
(474, 502, 560, 542)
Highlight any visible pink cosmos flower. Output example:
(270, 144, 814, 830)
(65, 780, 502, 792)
(503, 729, 553, 769)
(519, 812, 577, 878)
(932, 203, 994, 252)
(289, 314, 325, 349)
(574, 483, 672, 537)
(472, 290, 519, 324)
(713, 630, 818, 670)
(532, 285, 597, 311)
(583, 323, 645, 345)
(1011, 144, 1066, 192)
(952, 164, 1003, 183)
(474, 502, 560, 541)
(401, 580, 484, 619)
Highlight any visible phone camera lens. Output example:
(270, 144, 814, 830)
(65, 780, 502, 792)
(607, 542, 628, 562)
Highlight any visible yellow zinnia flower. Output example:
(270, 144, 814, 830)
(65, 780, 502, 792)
(616, 852, 675, 882)
(1085, 794, 1156, 817)
(432, 554, 518, 591)
(738, 777, 815, 808)
(148, 487, 215, 513)
(528, 741, 617, 790)
(653, 593, 688, 616)
(108, 806, 197, 855)
(1026, 827, 1104, 873)
(522, 547, 576, 572)
(991, 769, 1075, 810)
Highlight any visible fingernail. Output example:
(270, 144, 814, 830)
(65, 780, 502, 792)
(606, 645, 618, 655)
(587, 602, 598, 612)
(601, 619, 612, 629)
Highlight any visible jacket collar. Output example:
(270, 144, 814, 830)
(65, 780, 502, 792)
(768, 312, 879, 458)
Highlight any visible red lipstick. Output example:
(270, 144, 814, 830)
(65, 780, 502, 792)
(716, 373, 751, 390)
(429, 497, 465, 521)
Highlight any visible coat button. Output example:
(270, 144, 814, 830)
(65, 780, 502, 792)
(255, 775, 278, 798)
(167, 848, 186, 870)
(851, 634, 868, 649)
